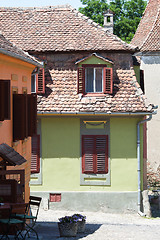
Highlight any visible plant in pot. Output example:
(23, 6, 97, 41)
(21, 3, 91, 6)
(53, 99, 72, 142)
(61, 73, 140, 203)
(72, 214, 86, 233)
(58, 216, 78, 237)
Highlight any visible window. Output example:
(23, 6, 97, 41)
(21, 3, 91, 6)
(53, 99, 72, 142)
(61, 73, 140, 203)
(82, 135, 108, 174)
(0, 80, 10, 121)
(31, 68, 45, 94)
(78, 65, 113, 94)
(31, 74, 36, 93)
(31, 135, 40, 174)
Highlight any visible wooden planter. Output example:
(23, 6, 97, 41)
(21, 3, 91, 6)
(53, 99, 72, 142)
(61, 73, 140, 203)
(58, 222, 78, 237)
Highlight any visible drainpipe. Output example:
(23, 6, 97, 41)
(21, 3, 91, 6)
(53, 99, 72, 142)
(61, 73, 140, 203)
(137, 109, 157, 216)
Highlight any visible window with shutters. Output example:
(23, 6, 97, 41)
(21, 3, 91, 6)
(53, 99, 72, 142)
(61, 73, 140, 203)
(31, 68, 45, 94)
(78, 65, 113, 95)
(82, 135, 108, 174)
(0, 80, 10, 121)
(31, 135, 40, 174)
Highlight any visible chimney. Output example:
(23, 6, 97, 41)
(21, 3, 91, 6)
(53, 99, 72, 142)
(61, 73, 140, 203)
(103, 9, 114, 34)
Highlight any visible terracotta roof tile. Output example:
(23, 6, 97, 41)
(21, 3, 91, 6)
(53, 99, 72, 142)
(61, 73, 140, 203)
(0, 5, 135, 52)
(0, 33, 43, 66)
(131, 0, 160, 51)
(37, 68, 150, 114)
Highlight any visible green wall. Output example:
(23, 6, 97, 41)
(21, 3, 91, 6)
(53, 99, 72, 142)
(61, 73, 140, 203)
(31, 116, 143, 192)
(79, 55, 112, 68)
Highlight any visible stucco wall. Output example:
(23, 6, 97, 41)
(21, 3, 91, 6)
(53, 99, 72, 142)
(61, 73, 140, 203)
(31, 116, 143, 192)
(0, 53, 36, 202)
(141, 55, 160, 181)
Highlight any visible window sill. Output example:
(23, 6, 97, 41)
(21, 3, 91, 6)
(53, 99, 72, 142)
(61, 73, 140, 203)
(83, 93, 106, 97)
(80, 173, 110, 186)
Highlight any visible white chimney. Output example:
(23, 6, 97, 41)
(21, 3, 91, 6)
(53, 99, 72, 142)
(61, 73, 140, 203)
(103, 9, 114, 34)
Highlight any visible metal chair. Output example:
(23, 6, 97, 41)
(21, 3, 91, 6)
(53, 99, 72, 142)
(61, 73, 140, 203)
(15, 196, 42, 240)
(0, 205, 25, 240)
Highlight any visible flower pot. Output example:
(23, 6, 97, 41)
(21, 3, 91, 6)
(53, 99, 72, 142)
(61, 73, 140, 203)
(77, 220, 86, 233)
(58, 222, 78, 237)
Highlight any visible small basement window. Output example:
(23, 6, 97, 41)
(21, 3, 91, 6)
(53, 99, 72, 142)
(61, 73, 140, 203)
(50, 193, 61, 202)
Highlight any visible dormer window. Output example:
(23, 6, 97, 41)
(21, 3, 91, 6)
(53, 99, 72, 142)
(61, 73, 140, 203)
(78, 64, 113, 95)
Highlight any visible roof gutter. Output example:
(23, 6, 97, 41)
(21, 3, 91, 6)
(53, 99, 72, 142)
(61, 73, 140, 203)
(37, 111, 153, 116)
(0, 48, 43, 68)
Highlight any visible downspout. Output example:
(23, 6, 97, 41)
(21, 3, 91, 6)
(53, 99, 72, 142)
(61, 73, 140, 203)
(137, 110, 157, 216)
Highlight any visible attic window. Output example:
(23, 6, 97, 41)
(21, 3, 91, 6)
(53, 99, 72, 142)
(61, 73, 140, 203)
(78, 64, 113, 95)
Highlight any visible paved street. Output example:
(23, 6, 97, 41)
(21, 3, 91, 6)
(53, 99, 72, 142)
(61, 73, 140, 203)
(31, 209, 160, 240)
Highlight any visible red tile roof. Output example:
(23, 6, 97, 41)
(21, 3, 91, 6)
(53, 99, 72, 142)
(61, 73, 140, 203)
(0, 33, 43, 67)
(131, 0, 160, 51)
(0, 5, 136, 52)
(37, 68, 150, 114)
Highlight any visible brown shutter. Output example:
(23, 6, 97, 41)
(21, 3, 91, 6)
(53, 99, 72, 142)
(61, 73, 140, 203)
(77, 67, 85, 94)
(0, 80, 10, 121)
(104, 68, 113, 94)
(96, 136, 108, 174)
(37, 68, 45, 94)
(13, 94, 27, 141)
(82, 136, 94, 173)
(31, 135, 40, 173)
(28, 94, 37, 136)
(0, 81, 5, 121)
(4, 80, 10, 120)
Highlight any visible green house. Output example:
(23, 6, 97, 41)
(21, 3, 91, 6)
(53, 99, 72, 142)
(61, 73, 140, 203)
(0, 5, 155, 213)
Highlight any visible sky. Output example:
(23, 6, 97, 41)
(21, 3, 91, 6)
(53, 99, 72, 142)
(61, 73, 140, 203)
(0, 0, 83, 9)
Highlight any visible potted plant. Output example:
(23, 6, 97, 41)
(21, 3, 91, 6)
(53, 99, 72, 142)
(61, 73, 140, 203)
(58, 216, 78, 237)
(72, 214, 86, 233)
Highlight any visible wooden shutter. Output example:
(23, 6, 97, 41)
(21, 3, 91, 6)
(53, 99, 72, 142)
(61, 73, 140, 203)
(31, 135, 40, 173)
(0, 80, 10, 121)
(104, 68, 113, 94)
(4, 80, 10, 120)
(96, 136, 108, 173)
(0, 81, 5, 121)
(36, 68, 45, 94)
(77, 67, 85, 94)
(27, 94, 37, 137)
(13, 94, 27, 141)
(82, 135, 108, 174)
(82, 136, 94, 173)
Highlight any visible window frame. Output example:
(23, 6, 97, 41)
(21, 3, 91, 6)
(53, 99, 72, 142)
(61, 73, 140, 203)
(82, 135, 108, 174)
(78, 64, 113, 95)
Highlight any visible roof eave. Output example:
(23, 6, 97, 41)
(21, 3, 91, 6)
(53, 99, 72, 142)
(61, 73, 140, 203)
(0, 48, 44, 68)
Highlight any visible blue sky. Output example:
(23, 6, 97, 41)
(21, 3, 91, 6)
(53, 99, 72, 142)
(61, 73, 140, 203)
(0, 0, 83, 9)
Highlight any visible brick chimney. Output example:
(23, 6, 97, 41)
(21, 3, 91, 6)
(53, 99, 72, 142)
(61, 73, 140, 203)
(103, 9, 114, 34)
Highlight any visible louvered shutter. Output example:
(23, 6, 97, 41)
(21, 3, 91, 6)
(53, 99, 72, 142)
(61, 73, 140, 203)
(13, 94, 27, 141)
(104, 68, 113, 94)
(77, 67, 85, 94)
(27, 94, 37, 137)
(0, 81, 5, 121)
(82, 135, 108, 174)
(36, 68, 45, 94)
(96, 136, 108, 173)
(4, 80, 10, 120)
(82, 136, 94, 173)
(31, 135, 40, 173)
(0, 80, 10, 121)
